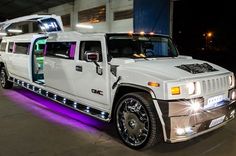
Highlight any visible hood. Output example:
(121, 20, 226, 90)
(110, 57, 230, 81)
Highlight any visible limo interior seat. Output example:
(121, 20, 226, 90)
(33, 49, 44, 83)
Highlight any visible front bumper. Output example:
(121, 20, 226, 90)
(158, 98, 236, 143)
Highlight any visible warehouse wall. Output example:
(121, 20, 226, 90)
(110, 0, 133, 32)
(36, 0, 171, 35)
(38, 0, 133, 33)
(74, 0, 107, 33)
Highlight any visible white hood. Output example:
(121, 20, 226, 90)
(110, 57, 230, 81)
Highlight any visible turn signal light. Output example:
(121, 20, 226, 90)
(148, 82, 160, 87)
(171, 87, 181, 95)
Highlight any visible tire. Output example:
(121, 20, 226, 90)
(115, 92, 163, 149)
(0, 67, 13, 89)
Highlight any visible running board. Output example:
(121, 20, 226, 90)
(9, 77, 110, 122)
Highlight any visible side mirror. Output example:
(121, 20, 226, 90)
(84, 51, 99, 62)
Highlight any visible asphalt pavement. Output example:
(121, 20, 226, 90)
(1, 86, 236, 156)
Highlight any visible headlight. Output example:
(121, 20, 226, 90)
(186, 82, 201, 95)
(229, 75, 235, 88)
(230, 90, 236, 100)
(187, 82, 195, 95)
(232, 91, 236, 100)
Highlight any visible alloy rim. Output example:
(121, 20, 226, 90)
(0, 70, 6, 87)
(116, 97, 150, 147)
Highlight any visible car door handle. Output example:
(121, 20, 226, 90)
(76, 65, 83, 72)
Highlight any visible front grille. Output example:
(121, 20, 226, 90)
(202, 75, 229, 94)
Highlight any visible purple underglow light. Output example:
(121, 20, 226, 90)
(69, 43, 76, 59)
(3, 88, 107, 133)
(43, 44, 47, 56)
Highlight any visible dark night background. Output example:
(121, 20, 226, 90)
(0, 0, 235, 72)
(173, 0, 236, 73)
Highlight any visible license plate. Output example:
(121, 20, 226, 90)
(204, 95, 225, 109)
(209, 116, 225, 128)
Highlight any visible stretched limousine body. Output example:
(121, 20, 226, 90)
(0, 31, 235, 149)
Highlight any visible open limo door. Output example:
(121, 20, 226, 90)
(0, 14, 64, 38)
(0, 15, 63, 82)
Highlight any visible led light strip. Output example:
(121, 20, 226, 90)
(9, 77, 110, 121)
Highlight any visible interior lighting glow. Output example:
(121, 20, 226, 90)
(76, 24, 94, 29)
(8, 29, 23, 33)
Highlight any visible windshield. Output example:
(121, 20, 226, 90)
(107, 34, 178, 59)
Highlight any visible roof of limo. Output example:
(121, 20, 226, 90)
(2, 31, 107, 42)
(2, 31, 170, 42)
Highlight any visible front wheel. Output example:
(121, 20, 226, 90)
(115, 92, 163, 149)
(0, 67, 13, 89)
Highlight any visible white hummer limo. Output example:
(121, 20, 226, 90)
(0, 31, 235, 149)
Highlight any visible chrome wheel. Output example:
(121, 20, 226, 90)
(0, 70, 6, 87)
(116, 97, 150, 147)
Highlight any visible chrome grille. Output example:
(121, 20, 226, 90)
(202, 75, 229, 94)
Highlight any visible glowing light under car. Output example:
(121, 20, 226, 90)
(8, 77, 110, 121)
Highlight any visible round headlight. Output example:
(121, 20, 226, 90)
(187, 82, 195, 95)
(232, 91, 236, 100)
(229, 76, 233, 86)
(229, 75, 235, 88)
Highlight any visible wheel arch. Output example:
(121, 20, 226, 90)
(0, 62, 5, 71)
(112, 83, 155, 106)
(0, 62, 9, 77)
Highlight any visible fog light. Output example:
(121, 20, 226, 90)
(176, 127, 194, 136)
(184, 127, 193, 134)
(176, 128, 185, 136)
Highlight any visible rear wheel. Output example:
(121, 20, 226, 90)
(115, 92, 163, 149)
(0, 67, 13, 89)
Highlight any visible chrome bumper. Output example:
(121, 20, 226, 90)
(157, 98, 236, 143)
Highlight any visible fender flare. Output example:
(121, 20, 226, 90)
(0, 61, 10, 77)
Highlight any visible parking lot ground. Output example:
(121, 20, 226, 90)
(1, 87, 236, 156)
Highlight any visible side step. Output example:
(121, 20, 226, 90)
(9, 77, 110, 122)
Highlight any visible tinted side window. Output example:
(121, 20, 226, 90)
(15, 43, 30, 55)
(45, 42, 76, 59)
(0, 42, 7, 52)
(8, 42, 14, 53)
(80, 41, 102, 62)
